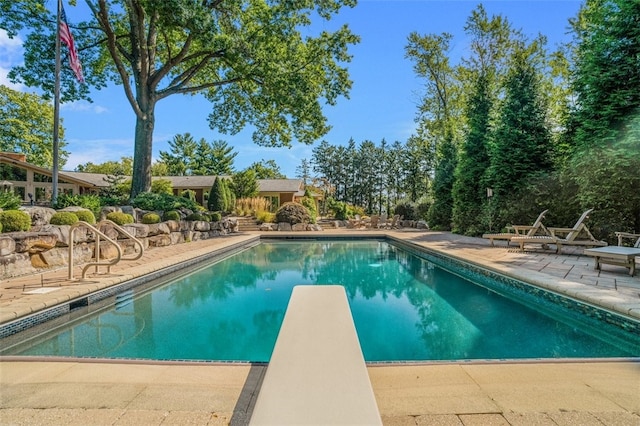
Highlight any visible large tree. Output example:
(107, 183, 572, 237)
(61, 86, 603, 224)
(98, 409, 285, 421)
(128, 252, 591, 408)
(2, 0, 358, 199)
(0, 85, 69, 167)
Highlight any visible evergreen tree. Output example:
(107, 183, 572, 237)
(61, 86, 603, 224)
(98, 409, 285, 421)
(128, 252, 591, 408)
(568, 0, 640, 150)
(451, 73, 493, 235)
(207, 177, 226, 212)
(428, 137, 457, 230)
(486, 40, 554, 223)
(231, 170, 259, 199)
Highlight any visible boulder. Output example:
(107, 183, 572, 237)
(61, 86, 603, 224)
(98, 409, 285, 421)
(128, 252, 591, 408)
(0, 236, 16, 256)
(193, 220, 210, 232)
(122, 223, 149, 238)
(278, 222, 292, 231)
(260, 223, 277, 231)
(146, 222, 171, 236)
(20, 206, 57, 227)
(292, 223, 307, 231)
(11, 232, 58, 253)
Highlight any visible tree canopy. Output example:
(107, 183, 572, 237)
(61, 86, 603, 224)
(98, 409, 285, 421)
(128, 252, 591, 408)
(0, 85, 69, 168)
(2, 0, 359, 198)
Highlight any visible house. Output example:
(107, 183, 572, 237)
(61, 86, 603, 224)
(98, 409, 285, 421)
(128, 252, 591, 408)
(0, 153, 313, 212)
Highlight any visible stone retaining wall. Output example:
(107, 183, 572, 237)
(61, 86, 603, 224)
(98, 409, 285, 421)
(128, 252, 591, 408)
(0, 217, 239, 279)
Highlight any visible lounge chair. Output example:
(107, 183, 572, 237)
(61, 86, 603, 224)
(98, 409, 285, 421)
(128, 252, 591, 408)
(366, 215, 379, 229)
(615, 231, 640, 248)
(511, 208, 607, 254)
(385, 214, 402, 229)
(482, 210, 549, 246)
(377, 214, 388, 229)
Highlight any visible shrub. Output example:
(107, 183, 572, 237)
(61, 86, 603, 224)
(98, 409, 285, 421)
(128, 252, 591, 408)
(275, 202, 311, 225)
(74, 209, 96, 224)
(394, 200, 417, 220)
(50, 211, 79, 225)
(106, 211, 135, 225)
(132, 192, 201, 212)
(141, 212, 161, 224)
(151, 178, 173, 195)
(163, 210, 181, 221)
(256, 211, 275, 223)
(54, 193, 101, 215)
(0, 222, 2, 233)
(0, 191, 22, 210)
(300, 196, 317, 224)
(0, 210, 31, 232)
(210, 212, 222, 222)
(185, 212, 210, 221)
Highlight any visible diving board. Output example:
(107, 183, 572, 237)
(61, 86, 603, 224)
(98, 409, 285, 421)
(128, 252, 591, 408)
(249, 285, 382, 425)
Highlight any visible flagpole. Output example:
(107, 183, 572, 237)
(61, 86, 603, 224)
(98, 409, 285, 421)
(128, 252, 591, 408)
(52, 0, 62, 206)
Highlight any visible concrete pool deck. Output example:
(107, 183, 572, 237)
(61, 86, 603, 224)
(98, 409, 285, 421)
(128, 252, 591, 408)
(1, 229, 639, 425)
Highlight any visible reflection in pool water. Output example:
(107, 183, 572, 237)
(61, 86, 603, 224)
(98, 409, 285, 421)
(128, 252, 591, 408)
(7, 241, 639, 362)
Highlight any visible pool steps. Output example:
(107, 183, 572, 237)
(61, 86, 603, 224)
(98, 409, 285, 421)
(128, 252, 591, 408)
(249, 285, 382, 425)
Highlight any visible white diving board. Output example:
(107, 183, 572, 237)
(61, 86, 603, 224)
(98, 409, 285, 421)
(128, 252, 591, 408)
(249, 285, 382, 425)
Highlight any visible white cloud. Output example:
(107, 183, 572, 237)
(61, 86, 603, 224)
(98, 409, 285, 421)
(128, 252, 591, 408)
(64, 137, 134, 170)
(61, 100, 109, 114)
(0, 29, 24, 91)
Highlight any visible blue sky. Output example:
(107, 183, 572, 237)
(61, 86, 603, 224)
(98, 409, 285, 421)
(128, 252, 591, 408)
(1, 0, 582, 178)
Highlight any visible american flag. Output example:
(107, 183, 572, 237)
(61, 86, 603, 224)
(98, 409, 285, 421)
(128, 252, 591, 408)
(59, 3, 84, 83)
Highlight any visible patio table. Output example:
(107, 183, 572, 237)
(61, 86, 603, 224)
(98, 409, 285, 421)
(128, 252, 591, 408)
(584, 246, 640, 276)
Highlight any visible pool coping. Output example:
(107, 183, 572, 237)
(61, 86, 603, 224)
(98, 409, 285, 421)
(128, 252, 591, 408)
(1, 232, 638, 362)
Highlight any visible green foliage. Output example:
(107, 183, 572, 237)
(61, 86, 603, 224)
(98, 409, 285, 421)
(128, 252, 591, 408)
(452, 74, 492, 236)
(54, 193, 102, 215)
(74, 210, 96, 224)
(256, 211, 275, 223)
(75, 157, 133, 175)
(415, 197, 432, 221)
(0, 191, 22, 210)
(427, 138, 457, 230)
(326, 198, 348, 220)
(248, 159, 286, 179)
(131, 192, 200, 212)
(569, 0, 640, 151)
(275, 202, 311, 225)
(181, 190, 196, 202)
(570, 135, 640, 240)
(0, 210, 31, 232)
(49, 212, 79, 226)
(486, 41, 554, 200)
(0, 222, 3, 233)
(0, 86, 69, 168)
(231, 170, 259, 199)
(163, 210, 181, 221)
(1, 0, 359, 198)
(141, 212, 161, 224)
(300, 196, 317, 224)
(106, 212, 135, 226)
(208, 177, 226, 212)
(151, 178, 173, 195)
(210, 212, 222, 222)
(185, 213, 210, 221)
(394, 201, 417, 221)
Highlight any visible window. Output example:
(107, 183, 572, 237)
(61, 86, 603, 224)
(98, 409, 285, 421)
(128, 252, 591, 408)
(0, 164, 27, 181)
(34, 173, 53, 183)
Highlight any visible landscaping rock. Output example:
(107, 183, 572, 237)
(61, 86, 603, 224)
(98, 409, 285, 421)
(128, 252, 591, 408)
(278, 222, 292, 231)
(0, 236, 15, 256)
(20, 206, 57, 227)
(12, 232, 58, 253)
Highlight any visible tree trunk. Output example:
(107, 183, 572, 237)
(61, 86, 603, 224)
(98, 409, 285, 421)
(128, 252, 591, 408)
(130, 101, 155, 200)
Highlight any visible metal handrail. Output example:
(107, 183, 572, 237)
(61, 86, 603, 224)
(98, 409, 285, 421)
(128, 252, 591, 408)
(68, 219, 144, 280)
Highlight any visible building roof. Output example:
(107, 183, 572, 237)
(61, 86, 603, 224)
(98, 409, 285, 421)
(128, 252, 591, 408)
(1, 156, 304, 194)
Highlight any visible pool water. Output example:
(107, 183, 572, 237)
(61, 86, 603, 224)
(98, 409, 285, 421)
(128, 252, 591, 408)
(5, 240, 638, 361)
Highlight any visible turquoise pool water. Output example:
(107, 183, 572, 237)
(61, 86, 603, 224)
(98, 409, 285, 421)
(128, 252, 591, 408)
(4, 240, 638, 362)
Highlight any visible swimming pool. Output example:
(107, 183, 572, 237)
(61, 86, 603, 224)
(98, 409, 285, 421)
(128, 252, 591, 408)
(2, 239, 638, 362)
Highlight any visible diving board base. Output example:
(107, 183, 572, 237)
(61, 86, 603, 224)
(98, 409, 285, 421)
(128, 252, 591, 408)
(249, 285, 382, 425)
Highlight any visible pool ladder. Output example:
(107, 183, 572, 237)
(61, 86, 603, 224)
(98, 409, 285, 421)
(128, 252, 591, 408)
(68, 220, 144, 280)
